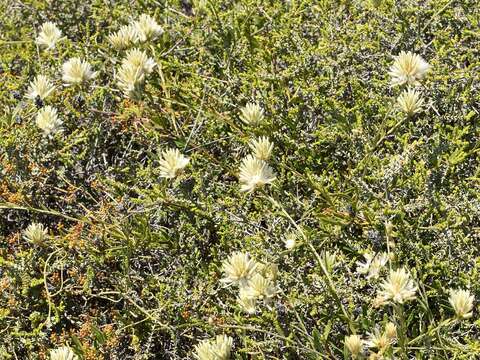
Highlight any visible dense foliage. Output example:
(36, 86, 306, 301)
(1, 0, 480, 359)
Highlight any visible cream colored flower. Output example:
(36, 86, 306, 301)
(249, 136, 273, 160)
(448, 289, 474, 320)
(239, 102, 265, 125)
(23, 223, 48, 244)
(389, 51, 430, 86)
(237, 287, 256, 314)
(108, 25, 139, 49)
(124, 48, 156, 74)
(26, 75, 55, 100)
(366, 327, 391, 351)
(116, 62, 145, 98)
(245, 273, 276, 301)
(50, 346, 78, 360)
(238, 155, 276, 193)
(356, 252, 388, 279)
(62, 58, 97, 85)
(134, 14, 164, 42)
(384, 322, 397, 340)
(344, 334, 364, 359)
(221, 252, 257, 287)
(36, 22, 62, 50)
(194, 335, 233, 360)
(36, 106, 62, 135)
(376, 268, 417, 305)
(158, 148, 189, 178)
(284, 232, 298, 249)
(397, 88, 424, 116)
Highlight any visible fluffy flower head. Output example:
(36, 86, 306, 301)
(244, 273, 276, 301)
(397, 88, 424, 116)
(344, 335, 364, 359)
(238, 155, 276, 193)
(222, 252, 257, 287)
(356, 252, 388, 279)
(134, 14, 164, 42)
(249, 136, 273, 160)
(62, 58, 97, 85)
(108, 25, 139, 49)
(124, 49, 156, 74)
(23, 223, 48, 244)
(194, 335, 233, 360)
(36, 106, 62, 135)
(376, 268, 417, 305)
(389, 51, 430, 86)
(240, 103, 265, 125)
(50, 346, 78, 360)
(158, 148, 189, 178)
(36, 22, 62, 50)
(449, 289, 474, 320)
(26, 75, 55, 101)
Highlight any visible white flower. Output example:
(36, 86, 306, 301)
(366, 327, 391, 351)
(134, 14, 164, 42)
(237, 287, 256, 314)
(389, 51, 430, 86)
(26, 75, 55, 100)
(108, 25, 139, 49)
(62, 58, 97, 85)
(249, 136, 273, 160)
(448, 289, 474, 320)
(376, 268, 417, 305)
(221, 252, 257, 287)
(23, 223, 48, 243)
(344, 334, 364, 359)
(356, 252, 388, 280)
(384, 322, 397, 340)
(238, 155, 276, 193)
(284, 232, 298, 249)
(244, 273, 276, 301)
(397, 88, 424, 116)
(158, 148, 189, 178)
(116, 62, 146, 98)
(36, 106, 62, 135)
(239, 102, 265, 125)
(50, 346, 78, 360)
(124, 49, 156, 74)
(36, 22, 62, 50)
(194, 335, 233, 360)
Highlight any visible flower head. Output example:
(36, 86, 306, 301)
(124, 49, 156, 74)
(240, 103, 265, 125)
(158, 148, 189, 178)
(108, 25, 139, 50)
(36, 106, 62, 135)
(244, 273, 276, 301)
(194, 335, 233, 360)
(221, 252, 257, 287)
(26, 75, 55, 101)
(238, 155, 276, 193)
(237, 287, 257, 314)
(376, 268, 417, 305)
(344, 334, 364, 359)
(366, 327, 391, 351)
(448, 289, 474, 320)
(23, 223, 48, 244)
(36, 22, 62, 50)
(134, 14, 163, 42)
(356, 252, 388, 280)
(389, 51, 430, 86)
(62, 58, 97, 85)
(50, 346, 78, 360)
(116, 62, 145, 98)
(249, 136, 273, 160)
(397, 88, 424, 116)
(384, 322, 397, 340)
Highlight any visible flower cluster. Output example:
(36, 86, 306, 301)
(194, 334, 233, 360)
(158, 148, 190, 179)
(108, 14, 163, 49)
(116, 48, 156, 98)
(222, 252, 278, 314)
